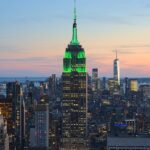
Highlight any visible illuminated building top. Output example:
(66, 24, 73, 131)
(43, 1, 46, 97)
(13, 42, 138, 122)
(63, 0, 86, 73)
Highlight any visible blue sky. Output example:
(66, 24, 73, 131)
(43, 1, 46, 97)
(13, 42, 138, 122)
(0, 0, 150, 77)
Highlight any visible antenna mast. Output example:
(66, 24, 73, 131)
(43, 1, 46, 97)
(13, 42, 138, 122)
(74, 0, 77, 21)
(116, 50, 118, 59)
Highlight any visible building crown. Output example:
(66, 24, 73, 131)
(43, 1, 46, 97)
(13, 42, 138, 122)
(70, 0, 79, 45)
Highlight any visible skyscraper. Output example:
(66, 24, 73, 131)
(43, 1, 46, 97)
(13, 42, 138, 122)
(92, 68, 98, 92)
(7, 81, 22, 150)
(48, 74, 57, 99)
(61, 0, 87, 149)
(113, 51, 120, 86)
(0, 98, 12, 135)
(0, 114, 9, 150)
(34, 100, 49, 150)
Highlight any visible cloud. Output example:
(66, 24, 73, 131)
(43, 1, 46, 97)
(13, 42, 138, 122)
(0, 57, 48, 62)
(0, 55, 63, 64)
(0, 69, 48, 77)
(0, 55, 63, 76)
(82, 14, 132, 25)
(112, 49, 135, 55)
(114, 45, 150, 54)
(0, 45, 30, 53)
(119, 44, 150, 48)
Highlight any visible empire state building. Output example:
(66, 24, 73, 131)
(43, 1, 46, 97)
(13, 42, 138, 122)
(61, 0, 87, 149)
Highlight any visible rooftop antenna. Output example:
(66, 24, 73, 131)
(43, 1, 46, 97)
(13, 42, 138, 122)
(74, 0, 77, 21)
(116, 50, 118, 59)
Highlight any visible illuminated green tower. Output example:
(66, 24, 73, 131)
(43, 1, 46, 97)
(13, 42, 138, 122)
(62, 0, 87, 149)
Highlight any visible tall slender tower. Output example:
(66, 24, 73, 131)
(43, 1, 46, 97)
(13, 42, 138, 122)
(113, 51, 120, 85)
(62, 0, 87, 149)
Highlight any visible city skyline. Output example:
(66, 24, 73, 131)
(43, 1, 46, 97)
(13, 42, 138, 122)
(0, 0, 150, 77)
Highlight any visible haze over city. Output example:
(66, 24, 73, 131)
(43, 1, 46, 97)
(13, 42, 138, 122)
(0, 0, 150, 77)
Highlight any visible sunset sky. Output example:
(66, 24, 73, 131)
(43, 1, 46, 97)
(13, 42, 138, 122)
(0, 0, 150, 77)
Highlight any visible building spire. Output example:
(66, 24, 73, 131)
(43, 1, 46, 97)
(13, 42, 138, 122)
(70, 0, 79, 45)
(116, 50, 118, 59)
(74, 0, 77, 21)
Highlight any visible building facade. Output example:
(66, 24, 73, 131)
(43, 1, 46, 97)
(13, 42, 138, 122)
(130, 79, 138, 92)
(0, 115, 9, 150)
(34, 102, 49, 150)
(61, 1, 87, 149)
(7, 81, 23, 150)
